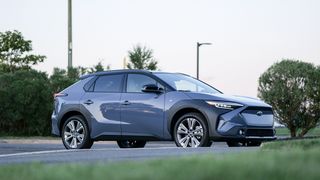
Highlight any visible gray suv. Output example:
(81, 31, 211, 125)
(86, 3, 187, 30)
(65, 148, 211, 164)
(52, 70, 276, 149)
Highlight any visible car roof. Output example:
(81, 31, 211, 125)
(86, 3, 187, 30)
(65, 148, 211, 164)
(79, 69, 184, 79)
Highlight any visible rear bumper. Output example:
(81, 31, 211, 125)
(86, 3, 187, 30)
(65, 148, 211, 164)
(51, 113, 60, 136)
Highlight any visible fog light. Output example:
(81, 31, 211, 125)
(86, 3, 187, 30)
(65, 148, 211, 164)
(239, 129, 245, 135)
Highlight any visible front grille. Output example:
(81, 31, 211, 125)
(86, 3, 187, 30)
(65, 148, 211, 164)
(246, 129, 274, 137)
(241, 106, 273, 115)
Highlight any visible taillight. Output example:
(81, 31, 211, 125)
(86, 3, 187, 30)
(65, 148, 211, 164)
(54, 93, 68, 98)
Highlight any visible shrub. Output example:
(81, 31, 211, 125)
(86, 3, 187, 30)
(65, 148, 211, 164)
(0, 70, 52, 135)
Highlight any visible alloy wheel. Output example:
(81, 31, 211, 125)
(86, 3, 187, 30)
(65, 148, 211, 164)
(63, 120, 85, 148)
(176, 117, 204, 147)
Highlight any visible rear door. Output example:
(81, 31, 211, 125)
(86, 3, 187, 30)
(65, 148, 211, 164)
(120, 73, 165, 138)
(80, 74, 124, 139)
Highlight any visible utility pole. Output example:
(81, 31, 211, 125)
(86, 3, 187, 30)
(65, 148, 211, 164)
(123, 57, 127, 69)
(68, 0, 73, 68)
(196, 42, 212, 79)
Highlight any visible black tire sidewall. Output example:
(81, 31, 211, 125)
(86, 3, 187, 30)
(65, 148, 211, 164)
(62, 115, 93, 149)
(117, 140, 146, 148)
(173, 112, 210, 147)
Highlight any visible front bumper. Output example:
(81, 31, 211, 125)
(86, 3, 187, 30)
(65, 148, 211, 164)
(211, 106, 276, 141)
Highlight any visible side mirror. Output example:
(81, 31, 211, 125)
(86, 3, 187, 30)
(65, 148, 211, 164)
(142, 84, 163, 93)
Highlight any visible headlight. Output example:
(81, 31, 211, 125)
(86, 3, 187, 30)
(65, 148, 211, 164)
(206, 101, 243, 110)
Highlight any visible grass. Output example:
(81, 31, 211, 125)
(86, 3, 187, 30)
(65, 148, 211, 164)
(262, 138, 320, 150)
(276, 127, 320, 136)
(1, 139, 320, 180)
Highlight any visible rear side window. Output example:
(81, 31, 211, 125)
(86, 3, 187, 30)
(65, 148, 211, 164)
(94, 74, 123, 92)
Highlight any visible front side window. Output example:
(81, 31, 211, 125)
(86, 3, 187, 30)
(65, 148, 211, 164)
(126, 74, 158, 93)
(94, 74, 123, 92)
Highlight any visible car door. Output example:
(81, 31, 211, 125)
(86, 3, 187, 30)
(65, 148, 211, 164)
(80, 74, 124, 139)
(120, 73, 165, 138)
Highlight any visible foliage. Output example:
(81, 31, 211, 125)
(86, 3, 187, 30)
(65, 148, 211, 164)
(50, 68, 77, 93)
(0, 30, 46, 73)
(0, 70, 52, 136)
(127, 44, 158, 70)
(87, 61, 110, 74)
(258, 59, 320, 137)
(50, 62, 111, 93)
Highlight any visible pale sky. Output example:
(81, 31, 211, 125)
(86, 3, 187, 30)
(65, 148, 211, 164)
(1, 0, 319, 97)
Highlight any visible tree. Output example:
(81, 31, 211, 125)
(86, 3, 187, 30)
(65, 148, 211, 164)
(258, 59, 320, 137)
(50, 68, 75, 93)
(50, 66, 87, 93)
(51, 62, 112, 93)
(302, 66, 320, 136)
(0, 30, 46, 73)
(126, 44, 158, 70)
(88, 61, 111, 73)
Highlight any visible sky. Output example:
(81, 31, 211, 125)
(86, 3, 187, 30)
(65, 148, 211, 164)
(0, 0, 319, 97)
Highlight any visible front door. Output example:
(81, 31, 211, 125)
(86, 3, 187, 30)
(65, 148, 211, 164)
(120, 73, 165, 138)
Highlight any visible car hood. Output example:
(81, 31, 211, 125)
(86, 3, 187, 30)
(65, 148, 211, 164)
(184, 92, 271, 107)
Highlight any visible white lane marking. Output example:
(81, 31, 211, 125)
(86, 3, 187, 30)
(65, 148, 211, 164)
(0, 149, 77, 158)
(0, 147, 187, 158)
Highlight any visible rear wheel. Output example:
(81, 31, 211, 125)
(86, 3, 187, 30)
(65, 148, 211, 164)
(174, 113, 212, 148)
(247, 141, 262, 147)
(226, 141, 245, 147)
(226, 141, 262, 147)
(62, 115, 93, 149)
(117, 140, 146, 148)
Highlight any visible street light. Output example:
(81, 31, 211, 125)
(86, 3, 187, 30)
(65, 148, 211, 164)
(196, 42, 212, 79)
(68, 0, 73, 68)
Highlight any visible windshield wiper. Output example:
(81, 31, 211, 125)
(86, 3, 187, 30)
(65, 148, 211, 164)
(178, 90, 191, 92)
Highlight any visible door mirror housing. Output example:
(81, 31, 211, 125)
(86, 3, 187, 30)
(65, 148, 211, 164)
(142, 84, 163, 93)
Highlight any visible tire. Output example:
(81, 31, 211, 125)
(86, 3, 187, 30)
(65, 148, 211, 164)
(226, 141, 261, 147)
(117, 140, 147, 148)
(247, 141, 262, 147)
(61, 115, 93, 149)
(226, 141, 245, 147)
(173, 112, 211, 148)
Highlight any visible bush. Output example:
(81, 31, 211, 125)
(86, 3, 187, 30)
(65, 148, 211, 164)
(0, 70, 52, 136)
(258, 60, 320, 137)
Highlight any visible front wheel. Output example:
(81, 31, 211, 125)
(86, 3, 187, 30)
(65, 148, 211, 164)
(62, 115, 93, 149)
(174, 113, 212, 148)
(117, 140, 146, 148)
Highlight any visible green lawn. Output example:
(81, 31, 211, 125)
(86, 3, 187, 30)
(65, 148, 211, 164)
(1, 139, 320, 180)
(276, 127, 320, 136)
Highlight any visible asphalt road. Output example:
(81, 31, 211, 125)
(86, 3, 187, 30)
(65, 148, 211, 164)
(0, 141, 258, 165)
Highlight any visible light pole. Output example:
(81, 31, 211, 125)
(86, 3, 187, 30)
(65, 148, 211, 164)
(68, 0, 73, 68)
(196, 42, 211, 79)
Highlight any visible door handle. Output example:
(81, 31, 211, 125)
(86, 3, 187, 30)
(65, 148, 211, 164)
(84, 100, 94, 105)
(122, 100, 131, 105)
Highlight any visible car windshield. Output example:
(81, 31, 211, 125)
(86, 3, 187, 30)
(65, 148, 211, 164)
(155, 73, 222, 94)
